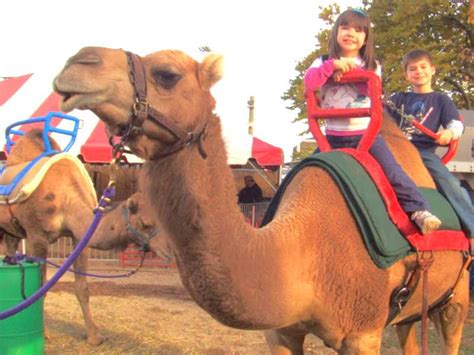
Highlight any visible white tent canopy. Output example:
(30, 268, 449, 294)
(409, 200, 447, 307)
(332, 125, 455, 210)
(0, 73, 283, 166)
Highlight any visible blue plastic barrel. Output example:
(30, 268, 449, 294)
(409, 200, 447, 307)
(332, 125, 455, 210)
(0, 259, 44, 354)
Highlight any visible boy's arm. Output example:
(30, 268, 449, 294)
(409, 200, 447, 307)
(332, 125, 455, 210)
(436, 95, 464, 145)
(436, 119, 464, 145)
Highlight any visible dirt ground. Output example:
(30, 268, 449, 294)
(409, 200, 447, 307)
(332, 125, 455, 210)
(42, 262, 474, 354)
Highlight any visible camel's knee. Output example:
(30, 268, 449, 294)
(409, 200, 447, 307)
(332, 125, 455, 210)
(433, 302, 467, 341)
(4, 235, 20, 255)
(339, 333, 382, 355)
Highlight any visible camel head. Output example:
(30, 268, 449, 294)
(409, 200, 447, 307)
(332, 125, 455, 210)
(6, 128, 61, 166)
(92, 191, 171, 260)
(54, 47, 223, 160)
(125, 192, 172, 260)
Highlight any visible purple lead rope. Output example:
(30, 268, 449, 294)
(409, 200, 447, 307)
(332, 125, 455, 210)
(0, 185, 115, 320)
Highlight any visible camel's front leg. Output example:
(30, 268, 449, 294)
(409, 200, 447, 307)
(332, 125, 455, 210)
(4, 234, 21, 256)
(264, 327, 306, 355)
(395, 323, 419, 355)
(30, 240, 51, 341)
(431, 272, 469, 355)
(71, 245, 103, 345)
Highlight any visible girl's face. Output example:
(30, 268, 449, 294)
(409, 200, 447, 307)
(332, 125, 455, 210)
(336, 25, 367, 57)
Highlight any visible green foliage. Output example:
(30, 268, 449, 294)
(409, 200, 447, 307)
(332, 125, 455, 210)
(370, 0, 472, 107)
(284, 1, 473, 161)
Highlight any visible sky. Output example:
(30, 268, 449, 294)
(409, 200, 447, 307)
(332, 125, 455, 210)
(0, 0, 361, 162)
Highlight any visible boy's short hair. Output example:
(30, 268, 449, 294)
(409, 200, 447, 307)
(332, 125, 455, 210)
(402, 49, 434, 71)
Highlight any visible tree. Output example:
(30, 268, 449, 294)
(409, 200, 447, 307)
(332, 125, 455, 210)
(370, 0, 472, 108)
(284, 1, 472, 161)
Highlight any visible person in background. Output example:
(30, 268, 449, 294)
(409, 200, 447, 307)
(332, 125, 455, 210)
(304, 8, 441, 235)
(385, 48, 474, 238)
(238, 175, 263, 204)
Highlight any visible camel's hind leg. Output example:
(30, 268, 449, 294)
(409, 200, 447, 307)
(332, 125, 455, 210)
(431, 271, 470, 355)
(72, 245, 103, 345)
(264, 328, 306, 355)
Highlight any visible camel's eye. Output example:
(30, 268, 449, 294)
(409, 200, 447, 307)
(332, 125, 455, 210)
(152, 69, 181, 90)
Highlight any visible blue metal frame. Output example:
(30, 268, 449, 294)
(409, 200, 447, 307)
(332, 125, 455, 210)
(0, 150, 58, 196)
(5, 112, 80, 154)
(1, 112, 81, 198)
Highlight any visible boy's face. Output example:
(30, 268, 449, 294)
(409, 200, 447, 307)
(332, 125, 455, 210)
(404, 58, 435, 92)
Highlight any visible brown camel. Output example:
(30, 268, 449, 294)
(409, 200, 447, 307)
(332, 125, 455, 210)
(53, 47, 470, 354)
(0, 129, 160, 345)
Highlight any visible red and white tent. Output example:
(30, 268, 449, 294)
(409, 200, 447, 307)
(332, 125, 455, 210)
(0, 74, 283, 166)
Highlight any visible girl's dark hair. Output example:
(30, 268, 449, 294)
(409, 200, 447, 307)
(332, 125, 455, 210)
(328, 9, 377, 71)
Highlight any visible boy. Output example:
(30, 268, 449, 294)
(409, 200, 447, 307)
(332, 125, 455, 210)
(386, 49, 474, 238)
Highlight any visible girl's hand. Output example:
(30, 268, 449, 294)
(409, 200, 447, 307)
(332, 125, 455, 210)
(333, 59, 357, 73)
(333, 70, 344, 82)
(435, 129, 454, 145)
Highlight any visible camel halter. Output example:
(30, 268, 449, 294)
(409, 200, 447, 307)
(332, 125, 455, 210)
(121, 204, 158, 252)
(109, 51, 208, 160)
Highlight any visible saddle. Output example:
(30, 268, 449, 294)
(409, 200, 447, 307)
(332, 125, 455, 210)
(0, 153, 96, 205)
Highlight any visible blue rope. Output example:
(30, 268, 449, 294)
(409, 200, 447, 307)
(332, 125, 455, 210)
(26, 254, 145, 279)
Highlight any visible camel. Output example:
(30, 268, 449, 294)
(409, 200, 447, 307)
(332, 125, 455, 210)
(53, 47, 470, 354)
(0, 129, 161, 345)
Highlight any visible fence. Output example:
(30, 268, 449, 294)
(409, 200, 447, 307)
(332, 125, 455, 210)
(0, 201, 270, 266)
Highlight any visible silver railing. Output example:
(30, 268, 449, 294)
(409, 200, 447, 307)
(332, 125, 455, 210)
(0, 202, 271, 262)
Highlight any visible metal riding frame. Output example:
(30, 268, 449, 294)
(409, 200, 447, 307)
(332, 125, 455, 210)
(306, 69, 382, 152)
(5, 111, 80, 155)
(382, 99, 459, 165)
(306, 70, 459, 163)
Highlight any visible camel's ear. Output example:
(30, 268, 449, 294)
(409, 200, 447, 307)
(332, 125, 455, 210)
(126, 197, 139, 214)
(199, 54, 223, 89)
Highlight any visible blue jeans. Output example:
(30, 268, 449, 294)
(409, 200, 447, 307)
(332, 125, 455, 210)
(327, 135, 430, 213)
(420, 150, 474, 237)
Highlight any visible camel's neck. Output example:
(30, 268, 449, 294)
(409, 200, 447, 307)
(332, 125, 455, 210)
(143, 115, 298, 328)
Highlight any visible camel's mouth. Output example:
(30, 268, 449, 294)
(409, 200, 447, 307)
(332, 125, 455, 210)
(55, 88, 97, 113)
(54, 78, 101, 112)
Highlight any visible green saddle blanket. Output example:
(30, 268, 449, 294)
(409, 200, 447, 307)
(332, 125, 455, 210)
(261, 151, 461, 268)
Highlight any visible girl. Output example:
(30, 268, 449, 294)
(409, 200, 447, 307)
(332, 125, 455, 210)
(304, 8, 441, 235)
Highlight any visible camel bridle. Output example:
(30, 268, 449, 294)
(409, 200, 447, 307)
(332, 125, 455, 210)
(121, 204, 158, 252)
(109, 50, 208, 161)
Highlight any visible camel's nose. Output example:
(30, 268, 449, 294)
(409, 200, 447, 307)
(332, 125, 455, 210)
(64, 48, 102, 69)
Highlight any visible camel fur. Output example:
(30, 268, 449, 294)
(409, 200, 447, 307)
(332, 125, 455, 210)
(53, 47, 470, 354)
(0, 129, 161, 345)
